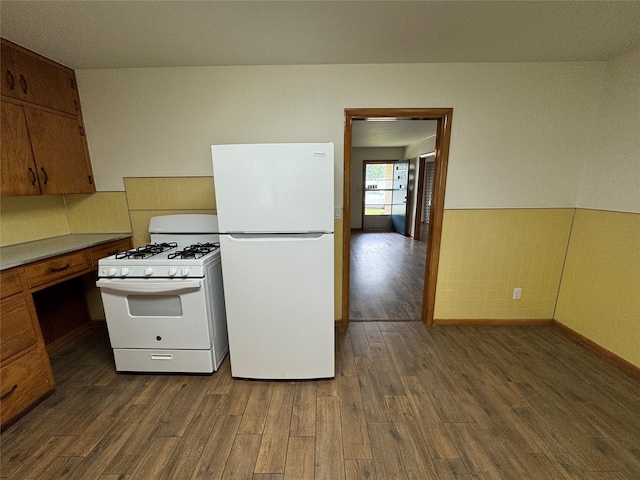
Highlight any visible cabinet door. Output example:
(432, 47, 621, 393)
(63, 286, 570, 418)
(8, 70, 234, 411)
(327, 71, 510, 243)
(1, 101, 41, 196)
(23, 107, 95, 195)
(2, 41, 78, 115)
(0, 295, 38, 363)
(0, 347, 54, 428)
(1, 43, 24, 101)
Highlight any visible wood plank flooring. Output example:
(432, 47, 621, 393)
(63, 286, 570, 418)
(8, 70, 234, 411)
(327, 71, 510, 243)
(2, 322, 640, 479)
(350, 231, 427, 321)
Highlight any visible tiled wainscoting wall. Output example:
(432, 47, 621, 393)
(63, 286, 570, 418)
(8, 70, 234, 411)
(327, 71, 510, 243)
(555, 209, 639, 368)
(434, 208, 574, 320)
(1, 187, 636, 367)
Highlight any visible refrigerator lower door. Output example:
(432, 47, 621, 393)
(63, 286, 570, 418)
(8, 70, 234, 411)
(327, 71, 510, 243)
(219, 233, 334, 379)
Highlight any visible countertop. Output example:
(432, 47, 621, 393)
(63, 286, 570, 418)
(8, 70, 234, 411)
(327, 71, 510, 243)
(0, 233, 132, 271)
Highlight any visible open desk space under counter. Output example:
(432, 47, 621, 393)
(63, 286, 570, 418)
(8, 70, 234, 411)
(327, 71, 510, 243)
(0, 233, 132, 429)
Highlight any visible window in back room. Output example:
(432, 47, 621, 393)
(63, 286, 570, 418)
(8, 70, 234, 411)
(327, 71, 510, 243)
(363, 161, 394, 216)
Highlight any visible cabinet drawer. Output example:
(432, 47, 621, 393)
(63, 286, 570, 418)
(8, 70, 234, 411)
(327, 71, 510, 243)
(0, 347, 54, 428)
(0, 295, 38, 363)
(0, 268, 24, 299)
(90, 239, 132, 268)
(26, 251, 90, 289)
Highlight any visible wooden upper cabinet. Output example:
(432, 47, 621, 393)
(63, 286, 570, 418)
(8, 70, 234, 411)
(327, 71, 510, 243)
(23, 107, 94, 194)
(1, 38, 95, 196)
(1, 40, 79, 115)
(1, 101, 41, 196)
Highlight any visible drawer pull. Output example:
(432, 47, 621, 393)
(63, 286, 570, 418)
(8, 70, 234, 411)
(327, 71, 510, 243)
(6, 69, 15, 90)
(28, 167, 37, 185)
(50, 264, 70, 273)
(1, 384, 18, 400)
(151, 354, 173, 361)
(19, 74, 28, 94)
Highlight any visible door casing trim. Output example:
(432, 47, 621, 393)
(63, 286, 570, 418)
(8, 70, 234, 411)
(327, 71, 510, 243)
(342, 108, 453, 325)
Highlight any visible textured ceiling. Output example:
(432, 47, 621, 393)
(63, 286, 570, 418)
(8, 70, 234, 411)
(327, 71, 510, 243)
(1, 1, 639, 70)
(352, 120, 437, 148)
(3, 1, 637, 149)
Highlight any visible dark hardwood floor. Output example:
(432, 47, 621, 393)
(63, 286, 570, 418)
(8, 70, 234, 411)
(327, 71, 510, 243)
(2, 322, 639, 479)
(350, 231, 427, 321)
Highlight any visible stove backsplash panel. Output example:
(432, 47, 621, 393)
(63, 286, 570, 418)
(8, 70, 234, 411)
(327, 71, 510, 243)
(124, 177, 216, 247)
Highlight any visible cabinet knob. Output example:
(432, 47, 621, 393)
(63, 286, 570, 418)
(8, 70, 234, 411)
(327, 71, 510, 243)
(40, 167, 49, 185)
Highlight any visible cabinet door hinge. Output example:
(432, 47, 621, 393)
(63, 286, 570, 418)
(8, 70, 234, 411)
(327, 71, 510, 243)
(70, 77, 77, 89)
(88, 175, 94, 185)
(79, 126, 85, 136)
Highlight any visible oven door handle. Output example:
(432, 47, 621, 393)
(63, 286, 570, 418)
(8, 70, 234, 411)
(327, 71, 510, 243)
(96, 279, 203, 294)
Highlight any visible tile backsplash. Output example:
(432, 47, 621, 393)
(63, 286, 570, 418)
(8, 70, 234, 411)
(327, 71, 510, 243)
(0, 193, 132, 247)
(66, 192, 132, 234)
(124, 177, 215, 211)
(0, 196, 70, 246)
(124, 177, 216, 246)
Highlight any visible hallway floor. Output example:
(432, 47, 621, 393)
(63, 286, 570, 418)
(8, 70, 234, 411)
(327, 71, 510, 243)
(349, 231, 427, 321)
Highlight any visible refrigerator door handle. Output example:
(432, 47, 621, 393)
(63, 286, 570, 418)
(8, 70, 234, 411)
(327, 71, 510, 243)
(227, 233, 329, 241)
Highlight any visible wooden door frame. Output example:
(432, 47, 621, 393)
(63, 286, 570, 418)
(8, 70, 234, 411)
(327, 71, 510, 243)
(342, 108, 453, 325)
(412, 155, 428, 241)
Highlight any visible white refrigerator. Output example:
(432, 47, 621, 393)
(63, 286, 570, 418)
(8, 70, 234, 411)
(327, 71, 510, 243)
(211, 143, 335, 379)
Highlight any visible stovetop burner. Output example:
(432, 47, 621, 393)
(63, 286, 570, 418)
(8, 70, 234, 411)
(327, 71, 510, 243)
(168, 242, 220, 260)
(116, 242, 177, 260)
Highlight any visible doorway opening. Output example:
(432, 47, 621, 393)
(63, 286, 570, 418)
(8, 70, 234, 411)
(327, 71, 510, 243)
(342, 108, 453, 325)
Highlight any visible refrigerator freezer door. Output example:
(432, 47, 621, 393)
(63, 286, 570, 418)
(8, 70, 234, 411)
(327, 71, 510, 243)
(219, 233, 334, 379)
(212, 143, 334, 233)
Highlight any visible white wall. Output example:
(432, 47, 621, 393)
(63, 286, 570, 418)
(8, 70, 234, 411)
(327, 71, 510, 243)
(77, 62, 605, 209)
(403, 134, 436, 160)
(576, 47, 640, 214)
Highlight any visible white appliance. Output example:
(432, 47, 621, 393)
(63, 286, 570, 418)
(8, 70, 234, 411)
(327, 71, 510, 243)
(212, 142, 335, 379)
(96, 214, 228, 374)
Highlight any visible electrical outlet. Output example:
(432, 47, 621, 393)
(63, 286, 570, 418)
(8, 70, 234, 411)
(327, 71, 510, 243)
(513, 288, 522, 300)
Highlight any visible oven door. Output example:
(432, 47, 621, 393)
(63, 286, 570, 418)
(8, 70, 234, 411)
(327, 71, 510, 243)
(96, 278, 212, 350)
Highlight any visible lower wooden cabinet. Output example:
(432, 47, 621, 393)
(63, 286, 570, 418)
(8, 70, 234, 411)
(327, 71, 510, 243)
(0, 237, 131, 428)
(0, 266, 54, 428)
(0, 347, 54, 426)
(89, 238, 132, 269)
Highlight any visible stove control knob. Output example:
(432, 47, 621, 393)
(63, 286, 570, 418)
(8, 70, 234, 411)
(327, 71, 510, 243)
(144, 267, 154, 276)
(181, 267, 190, 277)
(168, 267, 178, 277)
(108, 267, 118, 277)
(120, 267, 130, 276)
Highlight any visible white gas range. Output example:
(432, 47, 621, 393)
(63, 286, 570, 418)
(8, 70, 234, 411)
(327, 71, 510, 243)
(96, 214, 228, 374)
